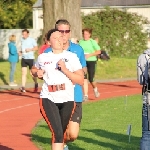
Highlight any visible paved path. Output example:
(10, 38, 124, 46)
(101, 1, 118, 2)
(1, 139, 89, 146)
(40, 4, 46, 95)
(0, 80, 141, 150)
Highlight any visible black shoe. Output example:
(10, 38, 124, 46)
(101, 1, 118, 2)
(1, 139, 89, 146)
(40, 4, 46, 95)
(34, 83, 38, 92)
(20, 87, 26, 93)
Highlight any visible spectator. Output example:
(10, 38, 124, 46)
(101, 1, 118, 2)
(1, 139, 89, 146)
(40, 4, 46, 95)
(79, 28, 101, 101)
(8, 35, 18, 86)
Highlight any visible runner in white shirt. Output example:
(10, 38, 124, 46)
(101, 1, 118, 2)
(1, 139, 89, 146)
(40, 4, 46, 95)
(31, 29, 84, 150)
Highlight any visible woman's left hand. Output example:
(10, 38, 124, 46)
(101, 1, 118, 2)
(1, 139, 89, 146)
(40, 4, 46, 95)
(85, 54, 91, 59)
(57, 59, 67, 72)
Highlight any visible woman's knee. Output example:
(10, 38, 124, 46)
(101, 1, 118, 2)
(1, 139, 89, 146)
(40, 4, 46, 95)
(88, 77, 94, 83)
(69, 131, 78, 141)
(12, 63, 16, 71)
(22, 67, 27, 76)
(68, 127, 79, 141)
(88, 71, 95, 82)
(67, 120, 80, 140)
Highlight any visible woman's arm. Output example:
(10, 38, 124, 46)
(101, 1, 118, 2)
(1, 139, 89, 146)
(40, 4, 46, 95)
(31, 66, 38, 77)
(87, 50, 101, 57)
(85, 50, 101, 59)
(57, 58, 84, 86)
(63, 68, 84, 85)
(31, 56, 45, 79)
(9, 43, 18, 55)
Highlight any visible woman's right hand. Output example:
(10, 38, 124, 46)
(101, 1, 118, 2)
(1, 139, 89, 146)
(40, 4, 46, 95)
(18, 51, 22, 56)
(37, 69, 45, 78)
(85, 54, 91, 59)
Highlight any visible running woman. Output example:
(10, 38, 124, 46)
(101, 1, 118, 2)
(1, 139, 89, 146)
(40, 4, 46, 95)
(79, 28, 101, 101)
(44, 19, 87, 150)
(31, 29, 84, 150)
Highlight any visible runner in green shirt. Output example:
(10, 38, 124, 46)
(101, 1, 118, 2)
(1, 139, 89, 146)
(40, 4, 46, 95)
(79, 28, 101, 101)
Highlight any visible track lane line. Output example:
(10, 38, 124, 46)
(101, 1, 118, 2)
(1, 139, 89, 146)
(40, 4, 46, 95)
(0, 103, 38, 114)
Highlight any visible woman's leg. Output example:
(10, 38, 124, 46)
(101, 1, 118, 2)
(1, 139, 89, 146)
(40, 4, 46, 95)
(9, 62, 13, 83)
(83, 79, 89, 99)
(59, 101, 75, 149)
(87, 61, 100, 98)
(59, 101, 75, 133)
(39, 98, 64, 150)
(9, 62, 16, 83)
(83, 62, 89, 101)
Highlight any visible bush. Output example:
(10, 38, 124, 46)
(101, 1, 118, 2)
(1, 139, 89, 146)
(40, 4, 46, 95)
(0, 0, 36, 29)
(82, 7, 149, 57)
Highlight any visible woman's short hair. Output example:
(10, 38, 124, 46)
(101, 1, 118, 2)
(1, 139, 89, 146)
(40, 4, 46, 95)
(82, 28, 93, 35)
(46, 29, 59, 40)
(9, 35, 16, 42)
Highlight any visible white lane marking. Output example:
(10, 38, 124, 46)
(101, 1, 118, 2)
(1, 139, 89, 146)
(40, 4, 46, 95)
(0, 97, 27, 102)
(88, 88, 140, 96)
(0, 97, 39, 103)
(101, 89, 140, 94)
(0, 103, 38, 114)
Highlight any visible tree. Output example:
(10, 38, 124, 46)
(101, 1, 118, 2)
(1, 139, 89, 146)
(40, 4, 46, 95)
(42, 0, 82, 40)
(82, 8, 149, 57)
(0, 0, 36, 29)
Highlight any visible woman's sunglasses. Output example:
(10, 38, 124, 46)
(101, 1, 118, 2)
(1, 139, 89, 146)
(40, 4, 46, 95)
(59, 30, 70, 33)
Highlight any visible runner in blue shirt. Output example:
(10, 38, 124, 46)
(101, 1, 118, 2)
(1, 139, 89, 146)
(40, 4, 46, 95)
(19, 29, 38, 93)
(44, 19, 86, 150)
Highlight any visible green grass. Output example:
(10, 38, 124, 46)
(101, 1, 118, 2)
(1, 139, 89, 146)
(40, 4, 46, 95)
(0, 61, 34, 85)
(31, 95, 142, 150)
(0, 57, 137, 85)
(95, 58, 136, 80)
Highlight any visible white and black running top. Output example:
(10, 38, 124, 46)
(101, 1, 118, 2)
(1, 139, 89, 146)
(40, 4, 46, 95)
(35, 50, 82, 103)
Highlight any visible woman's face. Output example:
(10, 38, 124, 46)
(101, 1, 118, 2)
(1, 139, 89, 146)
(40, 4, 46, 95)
(49, 31, 63, 50)
(83, 31, 91, 40)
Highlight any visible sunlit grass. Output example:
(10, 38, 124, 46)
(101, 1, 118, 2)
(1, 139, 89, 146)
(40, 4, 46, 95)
(32, 94, 142, 150)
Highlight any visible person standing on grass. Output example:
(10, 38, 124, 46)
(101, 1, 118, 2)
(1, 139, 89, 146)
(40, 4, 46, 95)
(79, 28, 101, 101)
(31, 29, 84, 150)
(8, 35, 18, 86)
(44, 19, 87, 150)
(19, 29, 38, 93)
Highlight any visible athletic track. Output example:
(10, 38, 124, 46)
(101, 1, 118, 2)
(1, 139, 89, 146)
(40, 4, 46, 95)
(0, 80, 141, 150)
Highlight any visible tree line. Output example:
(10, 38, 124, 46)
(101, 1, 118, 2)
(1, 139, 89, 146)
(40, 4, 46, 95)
(1, 0, 148, 57)
(0, 0, 36, 29)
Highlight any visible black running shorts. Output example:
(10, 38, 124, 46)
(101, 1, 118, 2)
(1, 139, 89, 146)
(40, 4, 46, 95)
(70, 102, 82, 124)
(21, 58, 34, 70)
(39, 98, 75, 143)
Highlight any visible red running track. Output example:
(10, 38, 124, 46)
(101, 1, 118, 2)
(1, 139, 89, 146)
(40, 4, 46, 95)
(0, 80, 141, 150)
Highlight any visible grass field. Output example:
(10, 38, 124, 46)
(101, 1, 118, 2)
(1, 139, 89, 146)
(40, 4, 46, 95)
(0, 57, 137, 85)
(0, 61, 32, 86)
(95, 57, 136, 80)
(31, 95, 142, 150)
